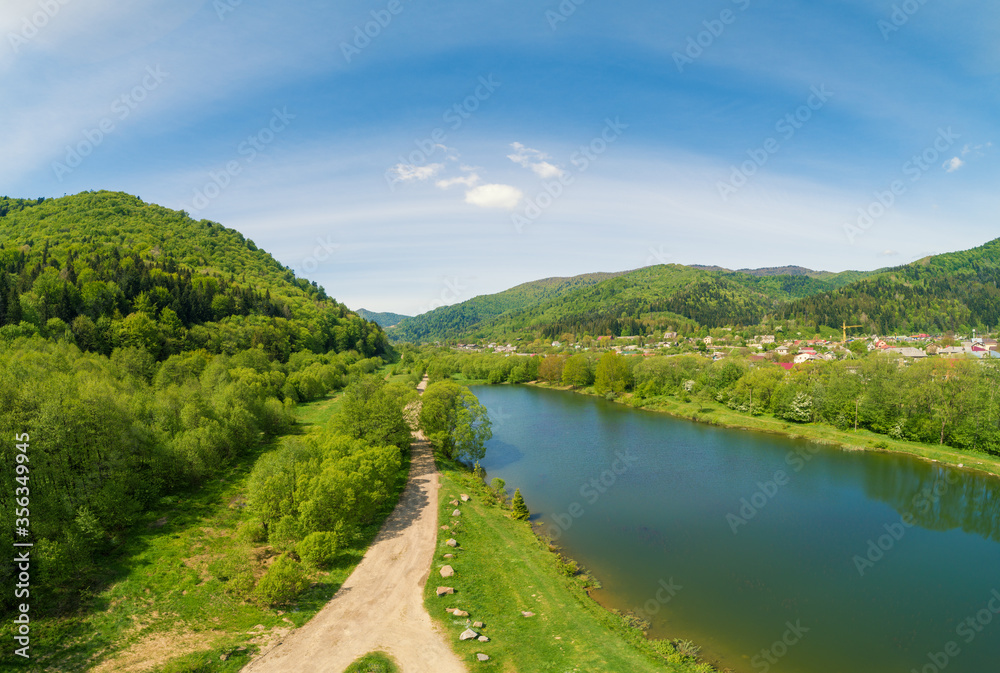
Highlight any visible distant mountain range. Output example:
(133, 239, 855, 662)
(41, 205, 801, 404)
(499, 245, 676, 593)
(356, 309, 411, 328)
(387, 240, 1000, 341)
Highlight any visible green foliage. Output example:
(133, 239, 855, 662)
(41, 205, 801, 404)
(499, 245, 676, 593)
(491, 477, 507, 505)
(297, 528, 343, 568)
(594, 351, 633, 395)
(419, 381, 492, 462)
(343, 651, 400, 673)
(511, 488, 529, 520)
(252, 553, 309, 607)
(333, 375, 414, 450)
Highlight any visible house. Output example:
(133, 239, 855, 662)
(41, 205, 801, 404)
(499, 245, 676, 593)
(793, 353, 814, 364)
(760, 335, 776, 344)
(551, 341, 561, 348)
(776, 362, 795, 371)
(775, 345, 790, 355)
(703, 336, 714, 345)
(883, 347, 927, 359)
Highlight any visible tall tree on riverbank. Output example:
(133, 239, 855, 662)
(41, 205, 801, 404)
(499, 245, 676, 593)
(419, 381, 492, 463)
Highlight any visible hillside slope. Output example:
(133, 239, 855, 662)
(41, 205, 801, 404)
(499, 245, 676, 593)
(0, 191, 388, 359)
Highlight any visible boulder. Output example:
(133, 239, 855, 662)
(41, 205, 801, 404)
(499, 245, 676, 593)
(477, 636, 490, 642)
(473, 621, 484, 628)
(450, 499, 460, 506)
(477, 653, 490, 662)
(452, 609, 469, 617)
(461, 494, 471, 502)
(440, 565, 455, 578)
(443, 553, 454, 559)
(459, 628, 479, 641)
(446, 538, 458, 547)
(436, 586, 455, 596)
(521, 611, 535, 617)
(452, 509, 462, 517)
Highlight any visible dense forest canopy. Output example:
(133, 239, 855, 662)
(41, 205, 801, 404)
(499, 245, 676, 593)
(0, 191, 389, 359)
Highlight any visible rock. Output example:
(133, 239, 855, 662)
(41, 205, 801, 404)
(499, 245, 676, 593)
(478, 636, 490, 642)
(452, 609, 469, 617)
(452, 509, 462, 517)
(446, 538, 458, 547)
(440, 525, 450, 531)
(459, 628, 479, 641)
(521, 611, 535, 617)
(444, 553, 454, 559)
(477, 653, 490, 661)
(473, 621, 484, 628)
(436, 586, 455, 596)
(440, 565, 455, 578)
(461, 494, 471, 502)
(450, 499, 460, 506)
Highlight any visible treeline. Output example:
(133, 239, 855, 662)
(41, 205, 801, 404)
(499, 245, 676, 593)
(0, 336, 385, 615)
(424, 349, 1000, 455)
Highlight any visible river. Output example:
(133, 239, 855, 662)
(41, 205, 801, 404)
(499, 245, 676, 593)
(473, 385, 1000, 673)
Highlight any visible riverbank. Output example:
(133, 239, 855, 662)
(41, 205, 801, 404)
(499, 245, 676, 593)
(425, 460, 720, 672)
(524, 381, 1000, 480)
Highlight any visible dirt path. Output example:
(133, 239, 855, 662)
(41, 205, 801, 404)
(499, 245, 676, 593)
(242, 378, 466, 673)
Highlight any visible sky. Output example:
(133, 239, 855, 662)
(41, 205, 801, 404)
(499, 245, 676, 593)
(2, 0, 998, 315)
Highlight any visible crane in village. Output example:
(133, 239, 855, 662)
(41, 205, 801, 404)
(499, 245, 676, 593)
(842, 321, 863, 344)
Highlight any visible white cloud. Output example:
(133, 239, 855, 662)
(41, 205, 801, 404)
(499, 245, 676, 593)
(465, 183, 523, 209)
(508, 141, 566, 179)
(390, 162, 444, 182)
(943, 157, 964, 173)
(436, 173, 480, 189)
(879, 249, 899, 256)
(961, 142, 993, 157)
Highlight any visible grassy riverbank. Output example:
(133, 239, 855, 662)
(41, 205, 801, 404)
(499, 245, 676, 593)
(526, 381, 1000, 480)
(424, 461, 719, 672)
(11, 392, 407, 673)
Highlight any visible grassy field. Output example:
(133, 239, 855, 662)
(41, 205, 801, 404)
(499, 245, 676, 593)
(14, 391, 406, 673)
(343, 651, 399, 673)
(528, 382, 1000, 480)
(424, 462, 719, 673)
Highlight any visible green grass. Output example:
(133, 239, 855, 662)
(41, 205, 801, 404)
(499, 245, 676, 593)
(424, 462, 717, 672)
(343, 651, 399, 673)
(531, 382, 1000, 480)
(14, 391, 405, 672)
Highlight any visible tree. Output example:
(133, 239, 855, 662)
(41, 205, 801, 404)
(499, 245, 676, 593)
(334, 375, 412, 451)
(594, 351, 632, 395)
(420, 381, 493, 463)
(511, 489, 529, 520)
(561, 354, 593, 388)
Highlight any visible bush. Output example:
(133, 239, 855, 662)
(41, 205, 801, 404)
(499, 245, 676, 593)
(236, 518, 267, 544)
(511, 488, 529, 520)
(253, 553, 308, 607)
(297, 529, 342, 568)
(268, 514, 303, 552)
(209, 548, 257, 600)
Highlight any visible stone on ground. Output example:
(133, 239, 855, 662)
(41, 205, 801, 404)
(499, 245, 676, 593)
(477, 653, 490, 661)
(440, 565, 455, 578)
(436, 586, 455, 596)
(459, 628, 479, 641)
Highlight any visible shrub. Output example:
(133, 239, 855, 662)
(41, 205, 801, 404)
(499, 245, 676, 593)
(297, 530, 342, 569)
(253, 553, 308, 607)
(511, 488, 529, 520)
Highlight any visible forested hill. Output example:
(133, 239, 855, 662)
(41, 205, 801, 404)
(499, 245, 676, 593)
(780, 238, 1000, 334)
(387, 270, 625, 342)
(0, 190, 388, 359)
(388, 263, 870, 342)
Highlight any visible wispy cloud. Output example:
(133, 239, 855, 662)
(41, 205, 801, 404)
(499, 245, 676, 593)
(465, 183, 523, 209)
(943, 156, 964, 173)
(390, 162, 444, 182)
(436, 164, 480, 189)
(508, 142, 565, 179)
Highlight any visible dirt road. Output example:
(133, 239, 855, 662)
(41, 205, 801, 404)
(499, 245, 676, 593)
(243, 379, 466, 673)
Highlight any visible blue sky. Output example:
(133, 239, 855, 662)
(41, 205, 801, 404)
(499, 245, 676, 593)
(2, 0, 997, 314)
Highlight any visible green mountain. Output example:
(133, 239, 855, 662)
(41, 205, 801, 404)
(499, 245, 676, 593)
(781, 238, 1000, 334)
(388, 263, 872, 342)
(388, 271, 625, 342)
(0, 191, 389, 359)
(357, 308, 411, 328)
